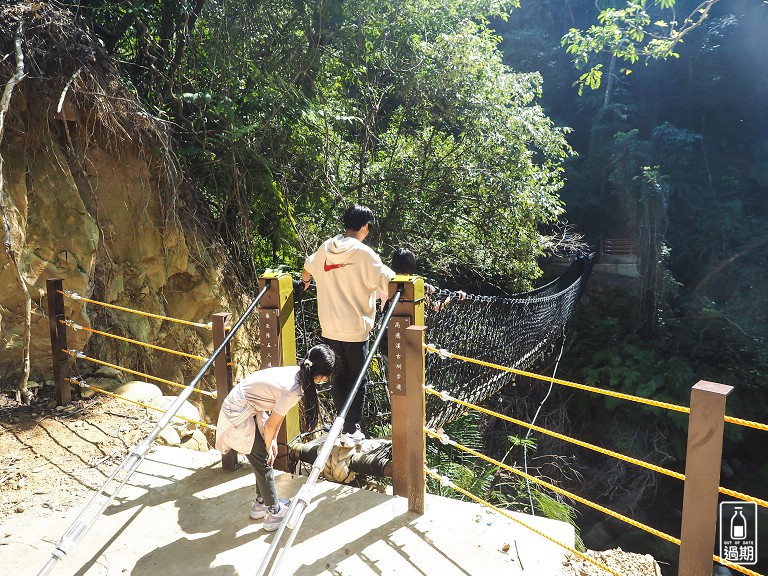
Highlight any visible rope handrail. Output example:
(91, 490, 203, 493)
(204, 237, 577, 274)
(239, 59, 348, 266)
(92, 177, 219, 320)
(424, 468, 622, 576)
(62, 320, 209, 362)
(425, 427, 681, 545)
(60, 290, 213, 330)
(63, 349, 216, 398)
(424, 429, 764, 576)
(425, 344, 768, 432)
(425, 387, 768, 510)
(67, 377, 215, 430)
(724, 414, 768, 432)
(425, 343, 690, 413)
(38, 283, 268, 576)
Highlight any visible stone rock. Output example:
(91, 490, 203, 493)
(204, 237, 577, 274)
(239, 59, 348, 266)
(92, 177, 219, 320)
(180, 429, 210, 452)
(80, 377, 122, 399)
(154, 396, 200, 434)
(94, 366, 124, 382)
(713, 566, 733, 576)
(156, 426, 181, 446)
(112, 381, 163, 405)
(582, 520, 614, 550)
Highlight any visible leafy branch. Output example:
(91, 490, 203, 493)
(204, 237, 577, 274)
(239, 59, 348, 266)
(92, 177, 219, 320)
(562, 0, 722, 93)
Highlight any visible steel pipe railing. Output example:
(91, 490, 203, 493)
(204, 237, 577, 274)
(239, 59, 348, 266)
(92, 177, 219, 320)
(37, 283, 269, 576)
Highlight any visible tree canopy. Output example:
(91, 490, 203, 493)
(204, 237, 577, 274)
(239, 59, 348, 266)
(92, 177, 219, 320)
(67, 0, 572, 290)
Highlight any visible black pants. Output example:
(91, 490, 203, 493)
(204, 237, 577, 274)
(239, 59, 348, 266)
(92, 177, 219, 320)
(325, 339, 368, 434)
(244, 418, 277, 506)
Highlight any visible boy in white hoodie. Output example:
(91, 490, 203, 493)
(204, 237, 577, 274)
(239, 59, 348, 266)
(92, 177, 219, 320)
(301, 205, 394, 445)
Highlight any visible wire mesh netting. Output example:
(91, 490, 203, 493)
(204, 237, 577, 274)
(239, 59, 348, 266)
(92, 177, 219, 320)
(294, 255, 595, 433)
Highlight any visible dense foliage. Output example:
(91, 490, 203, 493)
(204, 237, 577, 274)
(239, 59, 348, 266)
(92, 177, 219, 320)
(67, 0, 572, 290)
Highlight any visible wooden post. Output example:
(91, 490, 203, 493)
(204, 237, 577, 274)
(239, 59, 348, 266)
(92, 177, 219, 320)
(212, 312, 238, 471)
(258, 272, 297, 473)
(404, 324, 427, 513)
(678, 380, 734, 576)
(388, 274, 425, 507)
(47, 278, 71, 406)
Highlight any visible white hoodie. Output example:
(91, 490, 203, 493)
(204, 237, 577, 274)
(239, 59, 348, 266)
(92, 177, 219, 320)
(304, 234, 394, 342)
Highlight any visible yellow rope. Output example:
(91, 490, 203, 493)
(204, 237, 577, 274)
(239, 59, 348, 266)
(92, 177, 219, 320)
(424, 468, 622, 576)
(717, 487, 768, 510)
(426, 464, 764, 576)
(425, 387, 685, 481)
(424, 428, 682, 546)
(425, 344, 768, 432)
(424, 344, 690, 414)
(714, 555, 766, 576)
(425, 387, 768, 510)
(63, 349, 216, 398)
(60, 290, 212, 330)
(724, 415, 768, 433)
(67, 377, 215, 430)
(62, 320, 209, 362)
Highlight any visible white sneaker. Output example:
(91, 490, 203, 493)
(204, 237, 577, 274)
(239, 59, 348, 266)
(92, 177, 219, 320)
(263, 500, 291, 531)
(250, 498, 289, 520)
(340, 424, 366, 446)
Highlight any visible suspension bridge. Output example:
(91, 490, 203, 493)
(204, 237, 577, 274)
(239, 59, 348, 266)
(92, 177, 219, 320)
(3, 259, 766, 576)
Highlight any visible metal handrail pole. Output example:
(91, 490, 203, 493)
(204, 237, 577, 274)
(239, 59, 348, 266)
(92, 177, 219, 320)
(255, 289, 403, 576)
(37, 284, 269, 576)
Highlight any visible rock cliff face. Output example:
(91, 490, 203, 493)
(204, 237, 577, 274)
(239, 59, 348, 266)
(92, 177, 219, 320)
(1, 135, 222, 383)
(0, 4, 256, 414)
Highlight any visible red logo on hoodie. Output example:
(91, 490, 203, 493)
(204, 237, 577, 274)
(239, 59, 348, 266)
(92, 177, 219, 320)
(324, 260, 354, 272)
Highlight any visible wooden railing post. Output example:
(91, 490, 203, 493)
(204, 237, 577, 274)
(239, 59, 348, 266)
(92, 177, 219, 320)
(678, 380, 734, 576)
(47, 278, 71, 406)
(212, 312, 237, 471)
(388, 275, 425, 511)
(258, 272, 297, 473)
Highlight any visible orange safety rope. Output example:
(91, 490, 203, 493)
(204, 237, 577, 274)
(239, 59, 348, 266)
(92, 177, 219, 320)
(62, 320, 209, 362)
(425, 386, 768, 510)
(424, 468, 622, 576)
(63, 349, 216, 398)
(67, 377, 215, 430)
(424, 344, 768, 432)
(60, 290, 212, 330)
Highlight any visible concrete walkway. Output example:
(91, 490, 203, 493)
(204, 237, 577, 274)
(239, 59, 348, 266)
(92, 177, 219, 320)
(3, 446, 575, 576)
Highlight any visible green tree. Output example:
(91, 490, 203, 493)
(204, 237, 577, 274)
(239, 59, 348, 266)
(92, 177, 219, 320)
(562, 0, 723, 93)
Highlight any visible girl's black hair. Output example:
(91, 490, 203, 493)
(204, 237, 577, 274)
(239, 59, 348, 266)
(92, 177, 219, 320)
(298, 344, 336, 431)
(391, 248, 417, 275)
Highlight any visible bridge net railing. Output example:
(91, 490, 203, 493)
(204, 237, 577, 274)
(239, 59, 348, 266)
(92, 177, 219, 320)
(294, 255, 595, 433)
(424, 255, 594, 429)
